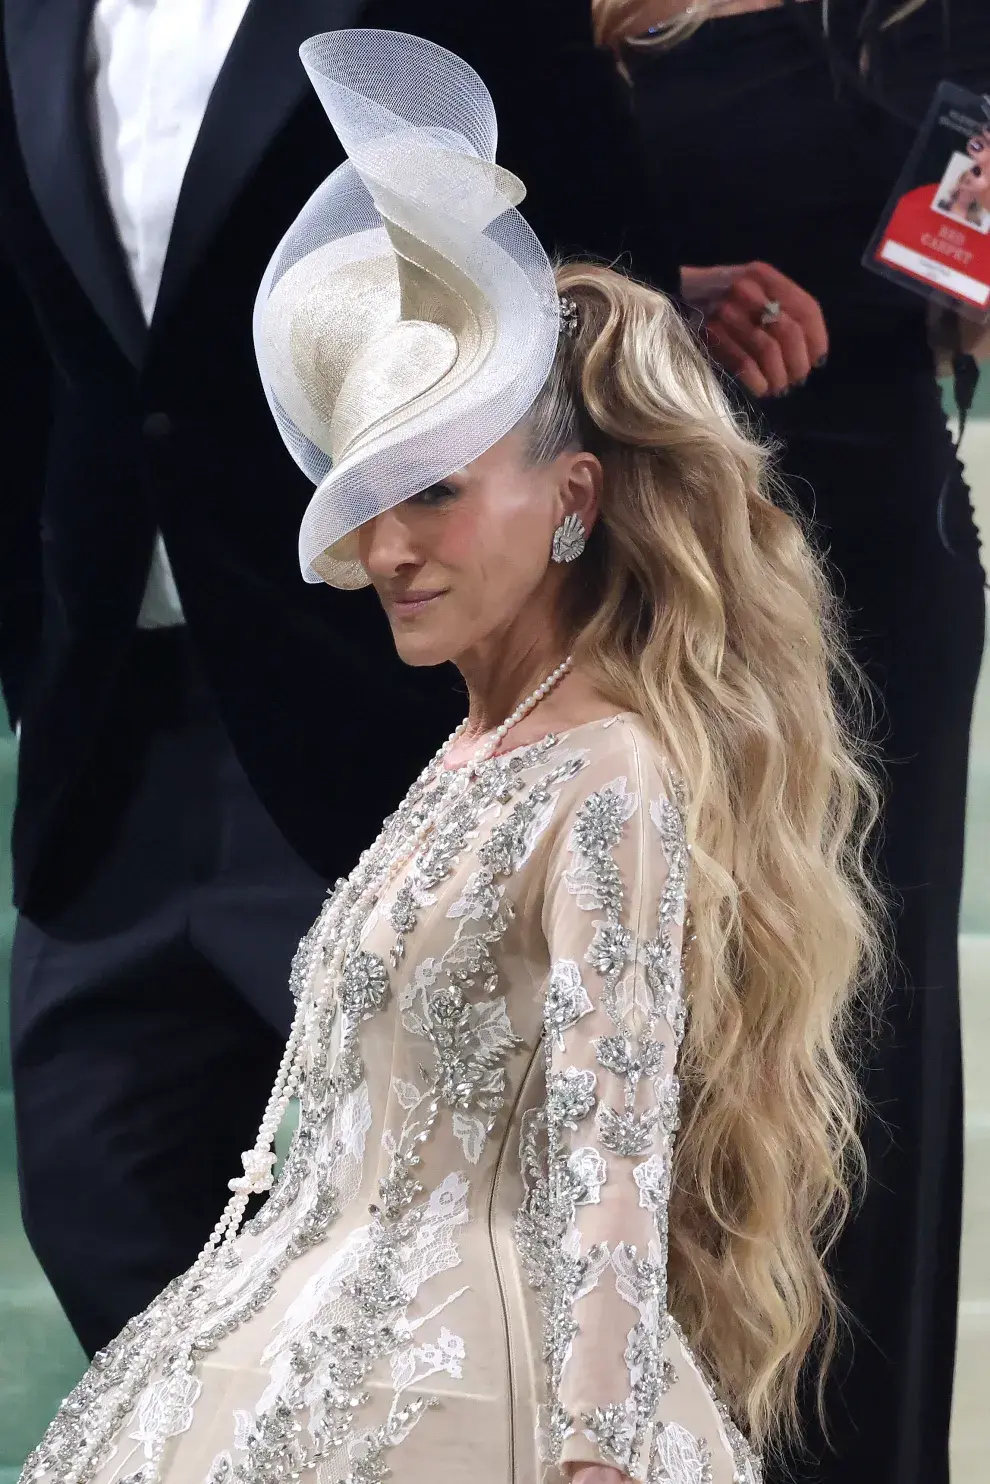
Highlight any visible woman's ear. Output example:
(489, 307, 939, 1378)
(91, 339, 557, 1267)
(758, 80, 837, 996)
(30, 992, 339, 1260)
(558, 450, 603, 537)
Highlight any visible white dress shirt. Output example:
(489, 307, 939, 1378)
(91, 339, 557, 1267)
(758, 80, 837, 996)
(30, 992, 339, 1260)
(87, 0, 252, 628)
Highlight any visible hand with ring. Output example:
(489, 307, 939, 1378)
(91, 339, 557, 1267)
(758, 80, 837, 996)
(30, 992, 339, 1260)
(680, 260, 830, 398)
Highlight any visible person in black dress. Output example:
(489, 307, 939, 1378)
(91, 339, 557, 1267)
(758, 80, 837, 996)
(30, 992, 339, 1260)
(594, 3, 987, 1483)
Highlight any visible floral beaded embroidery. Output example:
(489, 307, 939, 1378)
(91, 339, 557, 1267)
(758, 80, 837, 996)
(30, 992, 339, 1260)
(22, 728, 762, 1484)
(516, 767, 723, 1482)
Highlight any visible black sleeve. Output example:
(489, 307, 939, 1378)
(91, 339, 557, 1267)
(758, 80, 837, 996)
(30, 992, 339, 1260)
(812, 0, 990, 122)
(454, 2, 681, 294)
(0, 244, 49, 727)
(899, 0, 990, 100)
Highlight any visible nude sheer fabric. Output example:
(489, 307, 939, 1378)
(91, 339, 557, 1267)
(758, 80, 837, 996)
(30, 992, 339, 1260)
(23, 718, 760, 1484)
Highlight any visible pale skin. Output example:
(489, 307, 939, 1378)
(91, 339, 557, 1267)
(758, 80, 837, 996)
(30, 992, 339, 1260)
(357, 431, 632, 1484)
(356, 428, 616, 769)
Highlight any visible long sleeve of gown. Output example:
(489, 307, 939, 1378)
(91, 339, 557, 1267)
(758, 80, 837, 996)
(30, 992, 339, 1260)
(522, 733, 752, 1483)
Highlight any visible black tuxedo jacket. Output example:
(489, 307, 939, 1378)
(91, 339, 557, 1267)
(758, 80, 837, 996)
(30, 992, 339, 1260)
(0, 0, 674, 911)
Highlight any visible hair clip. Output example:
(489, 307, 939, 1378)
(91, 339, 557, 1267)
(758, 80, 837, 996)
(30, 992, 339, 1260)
(558, 295, 579, 338)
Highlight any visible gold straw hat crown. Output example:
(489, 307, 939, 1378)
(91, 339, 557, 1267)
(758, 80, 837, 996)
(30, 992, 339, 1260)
(254, 29, 562, 589)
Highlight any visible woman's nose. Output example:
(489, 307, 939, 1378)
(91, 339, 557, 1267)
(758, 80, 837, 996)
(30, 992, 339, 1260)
(361, 508, 419, 578)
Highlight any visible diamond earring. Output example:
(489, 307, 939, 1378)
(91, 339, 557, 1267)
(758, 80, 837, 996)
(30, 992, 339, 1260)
(551, 513, 587, 564)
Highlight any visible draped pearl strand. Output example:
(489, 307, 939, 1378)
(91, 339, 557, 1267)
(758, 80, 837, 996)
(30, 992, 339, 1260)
(60, 655, 581, 1484)
(170, 657, 574, 1313)
(61, 652, 578, 1484)
(463, 655, 574, 773)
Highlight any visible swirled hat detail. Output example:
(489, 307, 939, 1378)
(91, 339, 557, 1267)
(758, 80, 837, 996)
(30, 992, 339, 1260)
(254, 29, 563, 589)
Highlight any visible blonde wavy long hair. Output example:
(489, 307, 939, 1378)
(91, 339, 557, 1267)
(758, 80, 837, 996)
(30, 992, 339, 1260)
(526, 263, 884, 1452)
(593, 0, 929, 52)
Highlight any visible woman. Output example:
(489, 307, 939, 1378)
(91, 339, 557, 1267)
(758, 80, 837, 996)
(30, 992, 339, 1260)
(20, 30, 878, 1484)
(936, 160, 990, 229)
(592, 4, 987, 1483)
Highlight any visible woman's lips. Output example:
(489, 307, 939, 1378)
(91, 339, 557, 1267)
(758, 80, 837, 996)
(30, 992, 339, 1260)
(389, 590, 447, 617)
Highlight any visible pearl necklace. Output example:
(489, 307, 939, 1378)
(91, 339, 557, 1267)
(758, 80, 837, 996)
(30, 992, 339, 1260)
(228, 652, 573, 1208)
(61, 653, 578, 1484)
(161, 661, 573, 1321)
(460, 655, 574, 774)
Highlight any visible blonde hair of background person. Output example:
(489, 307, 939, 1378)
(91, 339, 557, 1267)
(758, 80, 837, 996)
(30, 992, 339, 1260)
(510, 262, 883, 1465)
(593, 0, 929, 53)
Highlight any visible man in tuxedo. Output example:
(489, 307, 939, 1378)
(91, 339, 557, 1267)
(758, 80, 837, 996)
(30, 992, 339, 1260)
(0, 0, 672, 1357)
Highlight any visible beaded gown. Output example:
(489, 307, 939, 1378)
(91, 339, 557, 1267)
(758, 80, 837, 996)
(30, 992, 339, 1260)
(22, 715, 761, 1484)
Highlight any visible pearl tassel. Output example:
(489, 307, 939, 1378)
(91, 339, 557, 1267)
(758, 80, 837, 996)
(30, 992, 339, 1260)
(57, 653, 581, 1484)
(215, 655, 574, 1242)
(97, 652, 578, 1462)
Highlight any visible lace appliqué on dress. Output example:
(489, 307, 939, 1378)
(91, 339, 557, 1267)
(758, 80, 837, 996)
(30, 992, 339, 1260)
(517, 773, 714, 1481)
(202, 1174, 471, 1484)
(193, 746, 591, 1484)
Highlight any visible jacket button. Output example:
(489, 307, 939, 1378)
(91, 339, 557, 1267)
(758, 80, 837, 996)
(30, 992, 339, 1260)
(142, 412, 173, 438)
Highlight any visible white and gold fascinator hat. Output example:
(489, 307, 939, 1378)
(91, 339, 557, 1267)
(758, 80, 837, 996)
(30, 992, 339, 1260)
(254, 28, 563, 590)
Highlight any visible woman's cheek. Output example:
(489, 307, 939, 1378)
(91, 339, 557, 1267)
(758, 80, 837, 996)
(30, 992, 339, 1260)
(430, 514, 483, 570)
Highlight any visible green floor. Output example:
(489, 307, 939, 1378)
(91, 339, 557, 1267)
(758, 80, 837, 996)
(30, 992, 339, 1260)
(959, 400, 990, 935)
(968, 369, 990, 421)
(0, 728, 87, 1475)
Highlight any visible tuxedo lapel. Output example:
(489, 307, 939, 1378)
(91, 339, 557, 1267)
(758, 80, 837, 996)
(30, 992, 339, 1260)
(4, 0, 147, 366)
(153, 0, 363, 326)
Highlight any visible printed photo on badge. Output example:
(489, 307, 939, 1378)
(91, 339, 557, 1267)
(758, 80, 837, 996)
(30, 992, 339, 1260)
(932, 152, 990, 235)
(865, 81, 990, 321)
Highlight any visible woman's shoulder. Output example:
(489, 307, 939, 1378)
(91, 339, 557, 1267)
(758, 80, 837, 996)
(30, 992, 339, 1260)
(521, 712, 690, 900)
(558, 709, 671, 769)
(533, 711, 682, 819)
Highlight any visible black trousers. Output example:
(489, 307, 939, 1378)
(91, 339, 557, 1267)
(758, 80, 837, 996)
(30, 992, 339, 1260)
(9, 631, 327, 1357)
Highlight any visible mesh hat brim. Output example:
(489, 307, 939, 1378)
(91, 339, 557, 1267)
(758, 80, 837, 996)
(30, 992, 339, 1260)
(253, 29, 561, 589)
